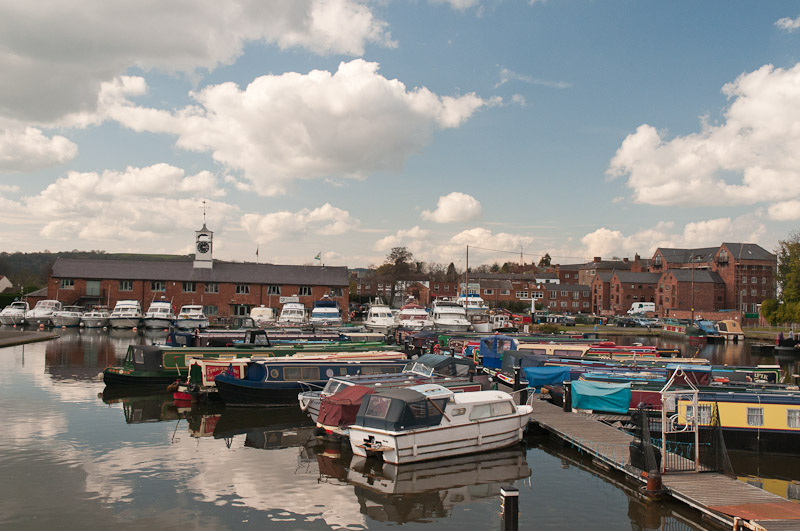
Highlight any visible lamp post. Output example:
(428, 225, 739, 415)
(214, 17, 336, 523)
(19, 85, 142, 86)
(691, 255, 695, 322)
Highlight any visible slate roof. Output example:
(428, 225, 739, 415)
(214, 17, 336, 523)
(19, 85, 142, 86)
(666, 269, 724, 284)
(613, 272, 662, 283)
(656, 247, 719, 263)
(594, 271, 614, 283)
(581, 260, 631, 271)
(51, 258, 349, 286)
(722, 243, 775, 261)
(543, 284, 591, 292)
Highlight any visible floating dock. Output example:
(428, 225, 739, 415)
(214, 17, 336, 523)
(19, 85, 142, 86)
(530, 400, 800, 530)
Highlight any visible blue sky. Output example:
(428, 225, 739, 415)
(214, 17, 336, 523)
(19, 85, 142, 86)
(1, 1, 800, 270)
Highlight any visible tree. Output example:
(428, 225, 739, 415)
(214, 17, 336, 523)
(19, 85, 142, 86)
(382, 247, 414, 306)
(538, 253, 551, 267)
(445, 262, 458, 282)
(777, 231, 800, 304)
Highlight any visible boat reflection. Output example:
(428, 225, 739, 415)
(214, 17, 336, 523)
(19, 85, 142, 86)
(45, 328, 118, 381)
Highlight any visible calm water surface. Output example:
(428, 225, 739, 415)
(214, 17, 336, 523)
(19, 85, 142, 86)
(1, 328, 798, 530)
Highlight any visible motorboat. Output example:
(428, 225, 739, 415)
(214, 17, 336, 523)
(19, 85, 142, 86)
(430, 298, 471, 332)
(0, 300, 29, 325)
(81, 307, 110, 328)
(364, 301, 396, 334)
(395, 299, 433, 330)
(108, 300, 144, 329)
(348, 384, 533, 465)
(309, 295, 343, 326)
(457, 294, 491, 333)
(175, 304, 209, 330)
(50, 305, 84, 327)
(143, 299, 176, 329)
(250, 305, 276, 327)
(278, 302, 307, 325)
(716, 319, 745, 341)
(25, 299, 62, 326)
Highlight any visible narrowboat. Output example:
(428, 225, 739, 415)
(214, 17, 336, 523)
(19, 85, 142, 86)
(349, 384, 533, 465)
(103, 341, 403, 387)
(214, 354, 409, 406)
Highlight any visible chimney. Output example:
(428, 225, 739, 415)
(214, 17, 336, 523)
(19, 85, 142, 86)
(593, 257, 601, 263)
(623, 257, 629, 263)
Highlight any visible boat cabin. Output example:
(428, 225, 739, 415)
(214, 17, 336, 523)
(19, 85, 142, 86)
(354, 385, 453, 432)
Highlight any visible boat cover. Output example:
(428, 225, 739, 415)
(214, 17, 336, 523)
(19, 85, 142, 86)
(414, 353, 472, 376)
(355, 387, 447, 431)
(522, 366, 572, 387)
(479, 335, 517, 369)
(318, 385, 376, 427)
(571, 380, 631, 414)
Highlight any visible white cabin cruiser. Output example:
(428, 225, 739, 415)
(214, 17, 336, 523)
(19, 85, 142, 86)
(175, 304, 209, 330)
(81, 307, 110, 328)
(50, 305, 84, 327)
(143, 299, 176, 329)
(349, 384, 533, 465)
(108, 300, 143, 329)
(25, 300, 62, 326)
(431, 299, 471, 332)
(0, 301, 29, 325)
(250, 305, 276, 327)
(278, 302, 307, 325)
(364, 302, 396, 334)
(395, 300, 433, 330)
(309, 296, 343, 326)
(457, 294, 491, 333)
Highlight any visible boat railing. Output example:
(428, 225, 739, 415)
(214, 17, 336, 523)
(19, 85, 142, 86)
(298, 381, 327, 393)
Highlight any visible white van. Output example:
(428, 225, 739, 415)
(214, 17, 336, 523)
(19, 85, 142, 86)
(627, 302, 655, 315)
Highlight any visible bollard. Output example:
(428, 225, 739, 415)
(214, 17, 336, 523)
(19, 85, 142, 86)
(513, 366, 521, 393)
(500, 486, 519, 531)
(644, 471, 665, 500)
(563, 381, 572, 412)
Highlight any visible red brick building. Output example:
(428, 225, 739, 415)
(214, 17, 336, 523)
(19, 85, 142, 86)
(607, 272, 660, 314)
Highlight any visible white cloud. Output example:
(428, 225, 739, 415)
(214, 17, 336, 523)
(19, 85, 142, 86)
(607, 63, 800, 210)
(0, 0, 394, 123)
(430, 0, 481, 11)
(776, 16, 800, 32)
(767, 200, 800, 220)
(106, 61, 496, 195)
(421, 192, 482, 223)
(435, 227, 534, 264)
(373, 226, 430, 251)
(495, 68, 572, 89)
(580, 216, 767, 259)
(242, 203, 361, 243)
(0, 127, 77, 172)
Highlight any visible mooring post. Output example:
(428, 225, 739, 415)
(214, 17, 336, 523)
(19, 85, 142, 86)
(513, 365, 521, 392)
(563, 380, 572, 412)
(500, 486, 519, 531)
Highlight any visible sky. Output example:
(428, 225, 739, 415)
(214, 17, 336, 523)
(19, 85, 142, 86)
(2, 1, 800, 270)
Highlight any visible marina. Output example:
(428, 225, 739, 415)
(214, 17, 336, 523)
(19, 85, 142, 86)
(1, 326, 800, 529)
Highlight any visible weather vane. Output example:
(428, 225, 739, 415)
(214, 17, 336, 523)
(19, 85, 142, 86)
(201, 200, 208, 225)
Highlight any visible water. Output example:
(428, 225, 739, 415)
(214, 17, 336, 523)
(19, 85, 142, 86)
(1, 329, 798, 529)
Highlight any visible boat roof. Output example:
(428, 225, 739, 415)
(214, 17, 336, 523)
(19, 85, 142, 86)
(404, 383, 454, 399)
(452, 390, 514, 404)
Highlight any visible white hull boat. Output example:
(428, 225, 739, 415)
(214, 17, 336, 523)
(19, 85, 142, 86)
(364, 303, 396, 334)
(143, 300, 176, 329)
(431, 299, 471, 332)
(349, 384, 533, 465)
(25, 300, 62, 326)
(81, 310, 110, 328)
(176, 304, 209, 330)
(0, 301, 29, 325)
(108, 300, 144, 329)
(277, 302, 307, 325)
(50, 306, 83, 327)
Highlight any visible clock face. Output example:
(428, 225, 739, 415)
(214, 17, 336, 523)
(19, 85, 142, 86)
(197, 241, 210, 254)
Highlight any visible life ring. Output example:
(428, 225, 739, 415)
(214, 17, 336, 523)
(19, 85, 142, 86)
(432, 343, 441, 354)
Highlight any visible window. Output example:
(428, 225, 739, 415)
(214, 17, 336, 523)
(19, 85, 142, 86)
(469, 404, 492, 420)
(364, 284, 370, 290)
(444, 285, 450, 292)
(572, 302, 579, 308)
(747, 407, 764, 427)
(236, 284, 250, 295)
(560, 301, 567, 307)
(751, 276, 757, 283)
(560, 290, 567, 296)
(532, 291, 543, 299)
(299, 286, 312, 296)
(452, 407, 466, 417)
(583, 291, 589, 297)
(182, 282, 196, 293)
(60, 279, 74, 290)
(267, 285, 281, 295)
(365, 396, 392, 417)
(283, 367, 320, 381)
(583, 302, 589, 308)
(762, 278, 767, 284)
(686, 404, 713, 425)
(549, 301, 556, 307)
(204, 305, 218, 316)
(205, 283, 218, 293)
(150, 281, 165, 292)
(572, 292, 579, 299)
(751, 289, 757, 296)
(665, 286, 670, 291)
(231, 304, 250, 316)
(550, 290, 557, 298)
(484, 289, 493, 295)
(331, 287, 343, 297)
(434, 284, 440, 292)
(501, 289, 510, 296)
(516, 291, 528, 298)
(789, 410, 800, 429)
(491, 401, 515, 416)
(119, 280, 133, 291)
(742, 277, 747, 284)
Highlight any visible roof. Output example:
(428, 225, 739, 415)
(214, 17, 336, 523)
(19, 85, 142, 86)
(613, 271, 662, 283)
(721, 243, 775, 261)
(666, 269, 724, 283)
(655, 247, 719, 263)
(580, 260, 631, 271)
(595, 271, 614, 282)
(452, 390, 514, 404)
(51, 257, 349, 286)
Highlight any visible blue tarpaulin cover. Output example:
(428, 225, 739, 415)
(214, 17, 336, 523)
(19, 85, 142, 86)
(479, 335, 517, 369)
(522, 366, 572, 387)
(571, 380, 631, 413)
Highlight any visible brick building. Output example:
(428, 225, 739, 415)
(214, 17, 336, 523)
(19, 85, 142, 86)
(657, 269, 725, 316)
(607, 271, 661, 314)
(47, 225, 349, 322)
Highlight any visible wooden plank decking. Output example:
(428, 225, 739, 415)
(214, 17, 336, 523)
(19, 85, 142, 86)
(530, 400, 800, 530)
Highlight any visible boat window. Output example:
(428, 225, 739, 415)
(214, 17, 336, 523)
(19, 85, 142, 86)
(364, 396, 392, 418)
(788, 409, 800, 428)
(361, 366, 400, 375)
(134, 350, 144, 365)
(553, 349, 576, 357)
(469, 404, 492, 420)
(451, 407, 466, 416)
(283, 367, 320, 380)
(746, 407, 764, 427)
(409, 402, 428, 419)
(491, 401, 515, 417)
(718, 322, 728, 332)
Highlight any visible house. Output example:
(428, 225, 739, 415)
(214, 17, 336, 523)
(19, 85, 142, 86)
(0, 275, 12, 293)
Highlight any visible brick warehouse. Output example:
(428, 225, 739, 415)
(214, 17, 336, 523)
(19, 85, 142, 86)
(46, 225, 349, 322)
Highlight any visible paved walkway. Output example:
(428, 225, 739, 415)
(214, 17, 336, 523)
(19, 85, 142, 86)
(0, 329, 59, 347)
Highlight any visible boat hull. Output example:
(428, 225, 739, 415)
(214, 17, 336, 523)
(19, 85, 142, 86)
(0, 314, 25, 325)
(175, 318, 209, 330)
(349, 412, 532, 465)
(108, 317, 142, 329)
(50, 316, 81, 327)
(143, 317, 174, 329)
(82, 317, 109, 328)
(215, 378, 309, 406)
(102, 368, 178, 387)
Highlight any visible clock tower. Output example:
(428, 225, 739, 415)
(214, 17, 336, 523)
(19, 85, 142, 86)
(194, 224, 213, 269)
